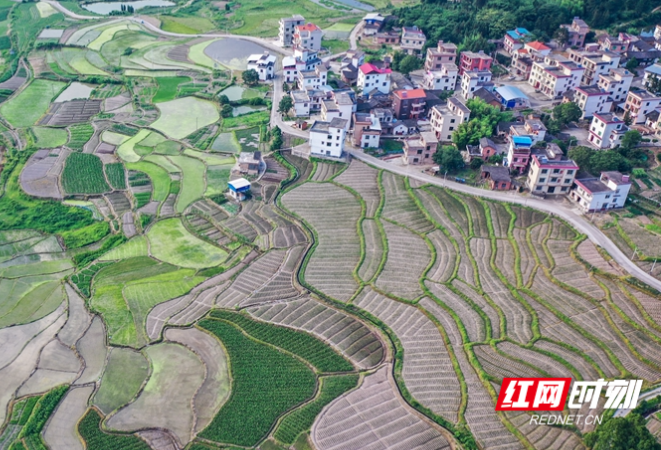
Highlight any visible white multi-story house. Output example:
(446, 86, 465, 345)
(400, 26, 426, 56)
(624, 90, 661, 124)
(352, 113, 381, 148)
(321, 91, 354, 130)
(282, 56, 298, 83)
(297, 64, 327, 90)
(461, 70, 493, 100)
(566, 85, 613, 119)
(587, 113, 627, 148)
(293, 23, 322, 51)
(290, 90, 310, 116)
(424, 40, 457, 71)
(422, 63, 458, 91)
(527, 150, 578, 195)
(357, 63, 391, 96)
(597, 68, 633, 104)
(566, 49, 620, 85)
(528, 56, 584, 99)
(429, 97, 470, 142)
(570, 172, 632, 212)
(278, 15, 305, 47)
(509, 118, 547, 144)
(246, 52, 277, 81)
(309, 118, 347, 158)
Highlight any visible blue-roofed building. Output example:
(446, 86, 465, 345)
(228, 178, 251, 201)
(495, 85, 531, 109)
(507, 135, 533, 174)
(504, 28, 531, 54)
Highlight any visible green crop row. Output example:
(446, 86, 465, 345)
(274, 375, 359, 444)
(104, 163, 126, 190)
(198, 318, 317, 447)
(110, 123, 139, 136)
(67, 123, 94, 151)
(60, 220, 110, 249)
(78, 409, 149, 450)
(18, 386, 68, 442)
(209, 310, 354, 373)
(70, 261, 114, 297)
(62, 153, 110, 195)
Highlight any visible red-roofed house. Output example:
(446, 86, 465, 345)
(392, 88, 426, 119)
(524, 41, 551, 59)
(357, 63, 392, 95)
(294, 23, 322, 51)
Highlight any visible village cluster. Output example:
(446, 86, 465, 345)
(238, 13, 661, 214)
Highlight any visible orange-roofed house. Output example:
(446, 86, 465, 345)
(357, 63, 392, 96)
(392, 88, 426, 119)
(524, 41, 551, 60)
(294, 23, 322, 51)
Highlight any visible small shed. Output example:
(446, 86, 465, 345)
(481, 165, 512, 191)
(228, 178, 251, 202)
(239, 151, 261, 175)
(495, 85, 530, 109)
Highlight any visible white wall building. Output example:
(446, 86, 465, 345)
(597, 68, 633, 104)
(321, 92, 354, 130)
(528, 57, 585, 99)
(279, 15, 305, 47)
(293, 23, 322, 52)
(461, 70, 493, 100)
(570, 172, 632, 212)
(587, 113, 627, 149)
(429, 97, 471, 142)
(422, 63, 458, 90)
(246, 52, 276, 81)
(352, 113, 381, 148)
(357, 63, 391, 96)
(624, 90, 661, 124)
(568, 85, 612, 119)
(297, 64, 327, 90)
(309, 118, 348, 158)
(290, 90, 311, 116)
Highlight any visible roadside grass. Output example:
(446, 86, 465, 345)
(322, 39, 350, 54)
(1, 79, 66, 128)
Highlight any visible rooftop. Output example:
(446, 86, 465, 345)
(402, 26, 425, 38)
(506, 28, 531, 40)
(495, 85, 529, 101)
(480, 137, 496, 148)
(447, 97, 470, 114)
(394, 88, 426, 100)
(239, 152, 260, 164)
(593, 112, 621, 123)
(575, 178, 611, 193)
(526, 41, 551, 51)
(481, 165, 511, 182)
(576, 85, 608, 96)
(601, 171, 631, 185)
(247, 52, 276, 65)
(532, 154, 578, 169)
(512, 136, 532, 146)
(629, 90, 661, 100)
(296, 23, 321, 33)
(291, 90, 310, 102)
(359, 63, 392, 75)
(229, 178, 251, 191)
(420, 131, 438, 143)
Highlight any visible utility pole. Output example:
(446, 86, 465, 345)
(631, 247, 639, 261)
(652, 259, 657, 273)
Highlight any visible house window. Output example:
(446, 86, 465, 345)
(539, 178, 546, 182)
(417, 149, 423, 155)
(541, 169, 548, 174)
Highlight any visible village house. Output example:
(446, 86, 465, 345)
(282, 56, 298, 83)
(340, 50, 365, 86)
(566, 49, 620, 85)
(246, 52, 276, 81)
(371, 108, 394, 133)
(473, 87, 502, 109)
(238, 152, 261, 176)
(528, 56, 584, 99)
(461, 70, 493, 100)
(599, 35, 628, 53)
(293, 23, 322, 52)
(424, 40, 457, 71)
(228, 178, 251, 202)
(494, 85, 530, 109)
(375, 30, 400, 45)
(294, 47, 322, 70)
(362, 13, 384, 36)
(429, 97, 471, 142)
(422, 63, 458, 90)
(462, 137, 498, 163)
(400, 26, 426, 56)
(392, 88, 426, 120)
(309, 118, 348, 158)
(403, 131, 438, 165)
(527, 147, 578, 195)
(352, 113, 381, 148)
(357, 63, 392, 96)
(297, 64, 327, 90)
(560, 17, 589, 47)
(321, 91, 354, 130)
(523, 41, 551, 60)
(510, 50, 534, 79)
(506, 135, 532, 173)
(644, 63, 661, 89)
(509, 118, 547, 144)
(624, 90, 661, 124)
(481, 165, 512, 190)
(278, 15, 305, 47)
(290, 90, 311, 117)
(570, 172, 632, 212)
(564, 85, 612, 119)
(504, 28, 531, 55)
(597, 68, 633, 104)
(587, 113, 627, 148)
(459, 50, 492, 75)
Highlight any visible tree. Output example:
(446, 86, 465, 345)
(646, 74, 661, 95)
(553, 27, 569, 45)
(220, 104, 233, 118)
(620, 130, 642, 152)
(433, 145, 464, 173)
(242, 69, 259, 86)
(469, 157, 484, 170)
(218, 94, 230, 105)
(590, 150, 628, 173)
(553, 102, 582, 125)
(568, 146, 594, 172)
(452, 98, 510, 148)
(488, 153, 504, 164)
(390, 51, 406, 71)
(398, 55, 423, 75)
(584, 414, 661, 450)
(623, 110, 632, 126)
(625, 57, 640, 73)
(278, 96, 293, 115)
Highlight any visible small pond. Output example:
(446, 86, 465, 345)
(232, 105, 267, 116)
(82, 0, 175, 15)
(218, 85, 245, 102)
(204, 39, 269, 70)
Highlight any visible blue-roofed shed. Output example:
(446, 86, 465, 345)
(495, 85, 531, 109)
(512, 136, 532, 147)
(228, 178, 251, 201)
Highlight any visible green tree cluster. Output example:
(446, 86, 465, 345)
(584, 413, 661, 450)
(242, 69, 259, 86)
(568, 131, 646, 176)
(433, 145, 464, 174)
(452, 98, 512, 149)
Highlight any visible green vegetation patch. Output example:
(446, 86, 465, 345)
(210, 310, 354, 372)
(234, 126, 260, 152)
(205, 165, 232, 196)
(168, 155, 206, 213)
(1, 79, 66, 128)
(211, 132, 240, 153)
(67, 123, 95, 151)
(274, 375, 359, 444)
(153, 76, 190, 103)
(32, 127, 68, 148)
(0, 278, 67, 329)
(19, 385, 69, 442)
(198, 318, 317, 447)
(147, 218, 228, 269)
(125, 161, 170, 202)
(159, 16, 215, 34)
(99, 236, 148, 261)
(69, 261, 113, 297)
(60, 221, 110, 249)
(79, 409, 150, 449)
(151, 97, 219, 140)
(93, 348, 150, 414)
(62, 153, 110, 195)
(105, 163, 126, 190)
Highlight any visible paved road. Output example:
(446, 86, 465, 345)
(349, 149, 661, 293)
(614, 385, 661, 417)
